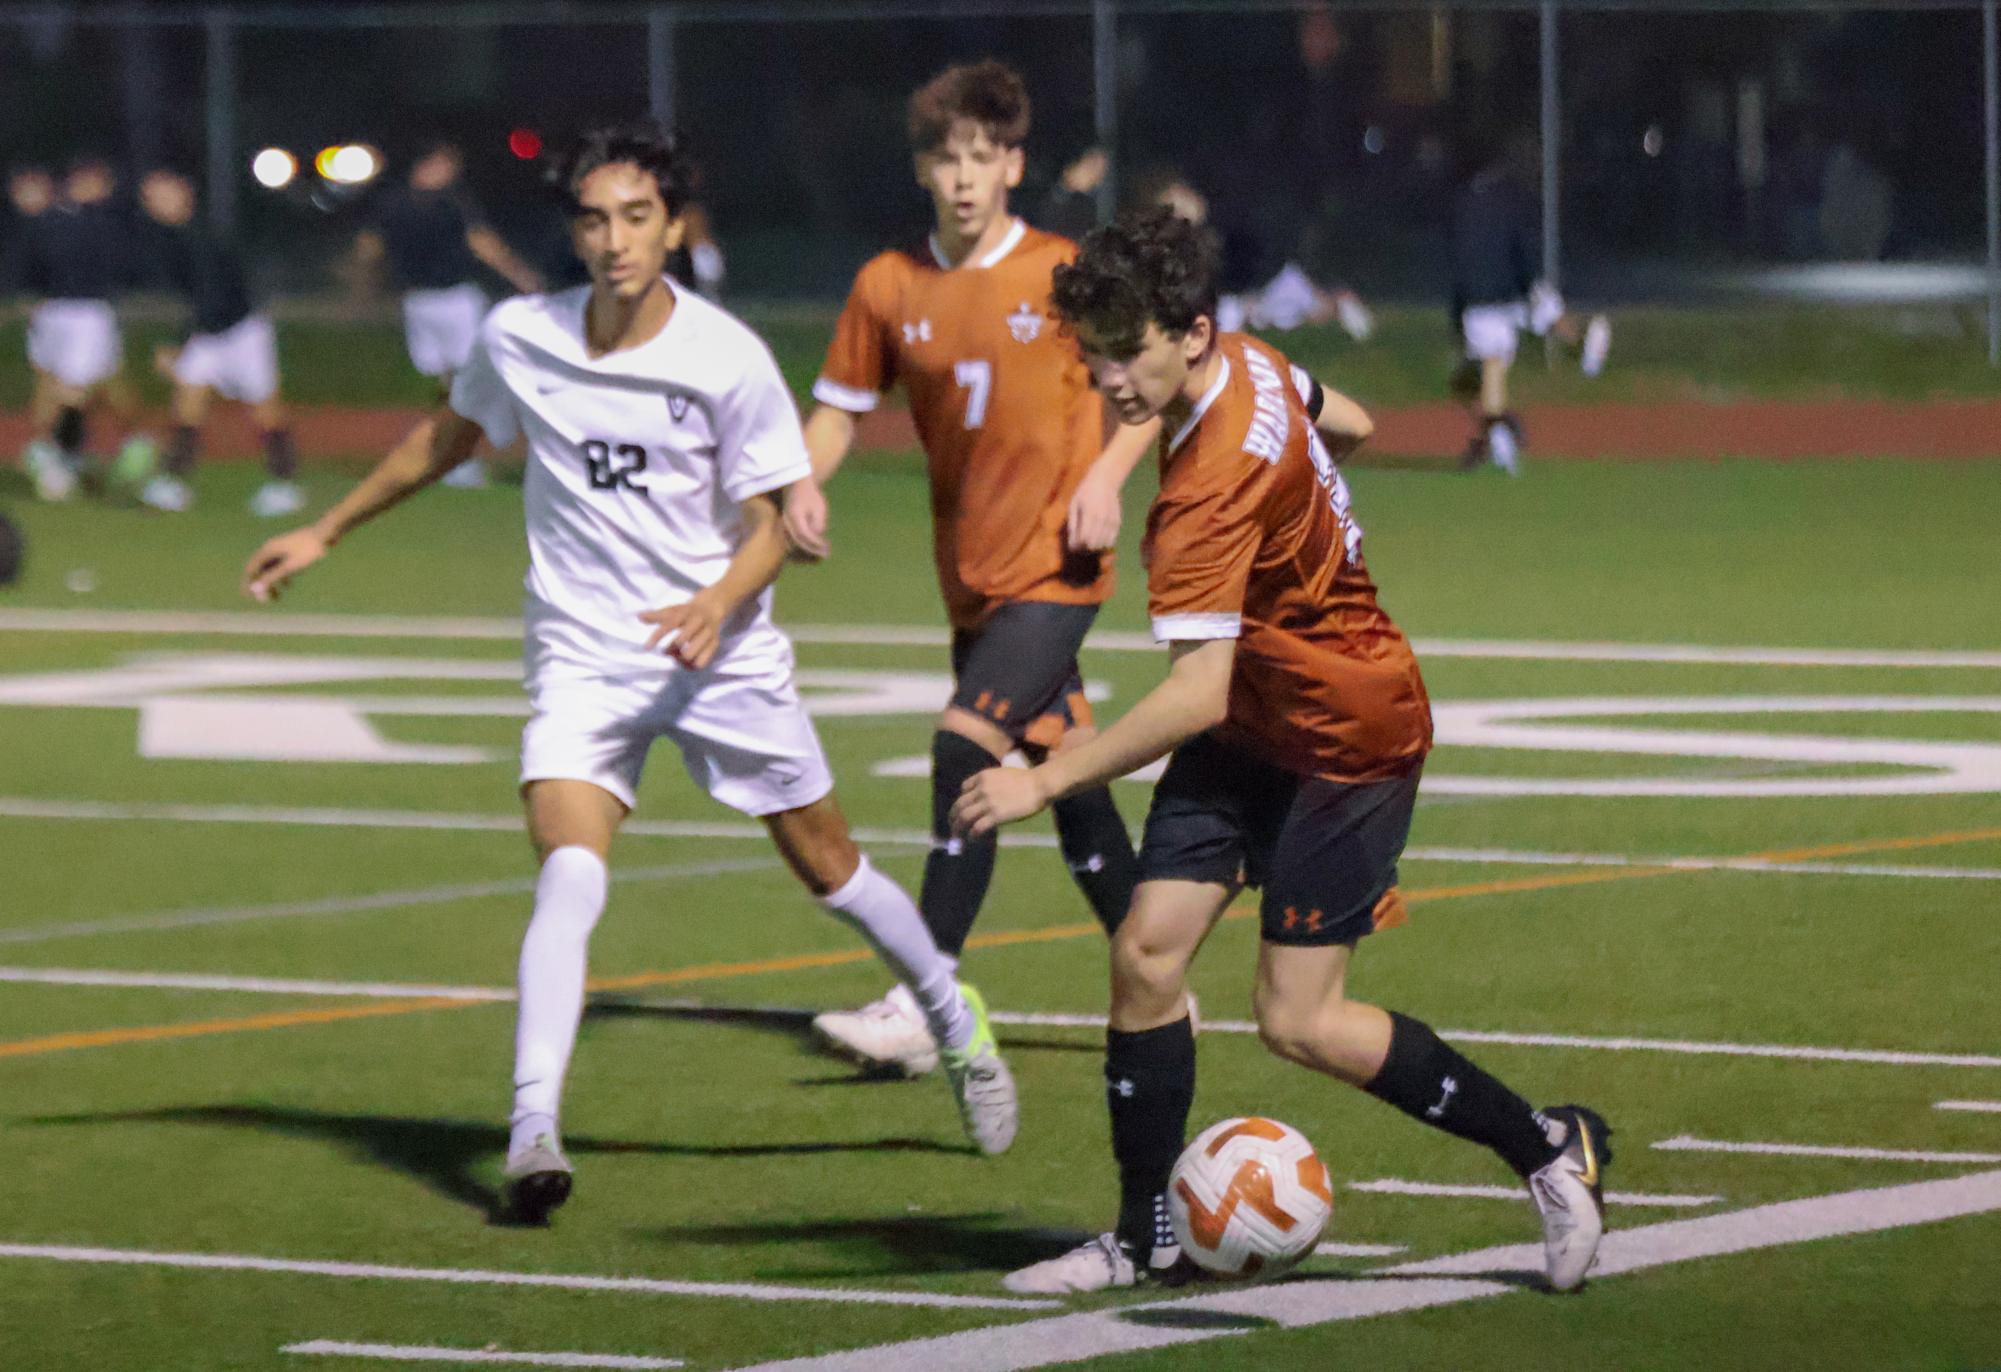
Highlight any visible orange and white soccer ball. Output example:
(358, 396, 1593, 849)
(1167, 1116, 1333, 1277)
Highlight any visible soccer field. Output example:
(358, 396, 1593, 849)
(2, 454, 1999, 1370)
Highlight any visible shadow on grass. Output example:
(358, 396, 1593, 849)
(23, 1105, 968, 1223)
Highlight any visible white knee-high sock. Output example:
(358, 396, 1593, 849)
(511, 846, 609, 1137)
(821, 855, 974, 1051)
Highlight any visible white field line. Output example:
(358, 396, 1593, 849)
(1311, 1242, 1407, 1258)
(1347, 1178, 1718, 1208)
(0, 1243, 1056, 1312)
(0, 797, 1054, 851)
(7, 608, 2001, 670)
(985, 1010, 2001, 1070)
(284, 1342, 681, 1369)
(8, 970, 2000, 1074)
(0, 858, 787, 948)
(1653, 1135, 2001, 1165)
(7, 798, 1999, 883)
(719, 1170, 2001, 1371)
(1936, 1100, 2001, 1113)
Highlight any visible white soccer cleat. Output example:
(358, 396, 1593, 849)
(137, 474, 194, 513)
(1528, 1104, 1613, 1291)
(1581, 315, 1612, 378)
(24, 441, 76, 503)
(248, 479, 305, 518)
(440, 457, 490, 489)
(1486, 419, 1522, 477)
(503, 1126, 574, 1225)
(1002, 1234, 1138, 1294)
(1335, 291, 1375, 342)
(812, 982, 940, 1077)
(940, 982, 1017, 1156)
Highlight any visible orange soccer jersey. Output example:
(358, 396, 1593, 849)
(1144, 334, 1433, 782)
(814, 219, 1112, 628)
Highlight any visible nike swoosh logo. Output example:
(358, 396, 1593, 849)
(1576, 1120, 1601, 1189)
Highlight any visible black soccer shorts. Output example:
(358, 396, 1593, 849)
(948, 600, 1100, 753)
(1137, 731, 1420, 946)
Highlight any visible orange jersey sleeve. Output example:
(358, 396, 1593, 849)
(813, 253, 903, 412)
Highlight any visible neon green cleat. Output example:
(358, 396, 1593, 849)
(940, 981, 1017, 1155)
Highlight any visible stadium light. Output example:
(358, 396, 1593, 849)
(508, 128, 543, 161)
(251, 147, 297, 190)
(316, 144, 381, 186)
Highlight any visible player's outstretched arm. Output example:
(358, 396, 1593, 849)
(1067, 414, 1162, 553)
(1311, 380, 1374, 460)
(952, 637, 1234, 835)
(639, 489, 790, 670)
(241, 412, 482, 602)
(783, 405, 859, 558)
(467, 226, 545, 296)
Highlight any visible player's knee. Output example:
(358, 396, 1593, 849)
(1110, 922, 1189, 1015)
(768, 802, 860, 896)
(1252, 988, 1319, 1065)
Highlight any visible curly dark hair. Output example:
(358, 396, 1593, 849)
(550, 121, 692, 218)
(1050, 206, 1219, 359)
(908, 60, 1031, 152)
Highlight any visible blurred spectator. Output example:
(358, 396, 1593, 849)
(1036, 146, 1108, 242)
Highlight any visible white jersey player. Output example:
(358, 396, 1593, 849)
(243, 123, 1017, 1224)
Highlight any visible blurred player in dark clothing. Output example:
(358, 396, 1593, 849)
(136, 168, 302, 517)
(12, 158, 156, 502)
(1448, 143, 1610, 474)
(351, 139, 543, 489)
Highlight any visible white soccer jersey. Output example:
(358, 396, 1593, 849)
(449, 283, 812, 681)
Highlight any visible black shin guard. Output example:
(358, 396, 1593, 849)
(1364, 1011, 1558, 1178)
(166, 425, 201, 478)
(261, 427, 298, 480)
(52, 406, 85, 453)
(1106, 1016, 1196, 1255)
(1052, 786, 1139, 937)
(918, 730, 1002, 958)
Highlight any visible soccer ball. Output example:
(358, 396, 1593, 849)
(1167, 1116, 1332, 1278)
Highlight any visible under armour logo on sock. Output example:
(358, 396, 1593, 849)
(1425, 1075, 1460, 1119)
(931, 837, 964, 856)
(1068, 854, 1106, 874)
(1111, 1077, 1135, 1098)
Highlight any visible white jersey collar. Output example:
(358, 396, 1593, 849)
(1167, 355, 1231, 455)
(928, 217, 1027, 271)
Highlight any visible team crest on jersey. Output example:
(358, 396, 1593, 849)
(902, 319, 933, 345)
(667, 393, 690, 422)
(1007, 301, 1043, 344)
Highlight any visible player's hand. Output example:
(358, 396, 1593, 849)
(782, 477, 831, 562)
(242, 527, 329, 603)
(640, 591, 727, 669)
(1061, 148, 1110, 195)
(1065, 470, 1122, 553)
(951, 765, 1050, 838)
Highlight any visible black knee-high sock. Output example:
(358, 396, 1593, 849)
(53, 406, 85, 454)
(1051, 787, 1139, 937)
(1107, 1015, 1196, 1255)
(919, 730, 1001, 958)
(261, 427, 297, 480)
(1364, 1011, 1557, 1178)
(165, 424, 200, 478)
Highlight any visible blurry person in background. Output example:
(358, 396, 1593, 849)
(1447, 137, 1610, 475)
(350, 138, 544, 490)
(13, 157, 156, 503)
(135, 167, 302, 517)
(665, 202, 725, 298)
(1036, 146, 1109, 242)
(1141, 169, 1373, 342)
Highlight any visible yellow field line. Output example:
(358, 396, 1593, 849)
(6, 822, 1998, 1061)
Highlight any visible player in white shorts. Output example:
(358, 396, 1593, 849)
(135, 168, 301, 516)
(244, 121, 1018, 1224)
(353, 139, 545, 490)
(1448, 139, 1610, 475)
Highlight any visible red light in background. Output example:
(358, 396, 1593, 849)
(508, 128, 543, 160)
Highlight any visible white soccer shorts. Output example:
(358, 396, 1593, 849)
(1461, 301, 1531, 363)
(172, 314, 280, 403)
(27, 299, 122, 388)
(401, 283, 487, 378)
(520, 664, 835, 816)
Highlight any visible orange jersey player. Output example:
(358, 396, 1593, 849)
(785, 61, 1161, 1079)
(954, 207, 1612, 1296)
